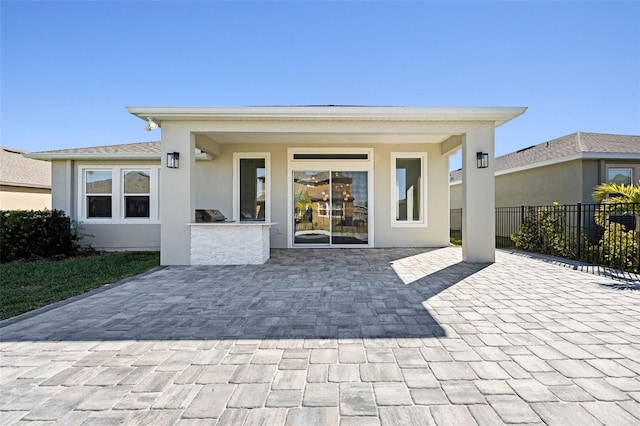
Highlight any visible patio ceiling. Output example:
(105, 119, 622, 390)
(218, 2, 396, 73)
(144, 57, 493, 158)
(197, 131, 453, 145)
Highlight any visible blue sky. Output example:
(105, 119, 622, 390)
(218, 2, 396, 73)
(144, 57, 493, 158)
(2, 1, 638, 171)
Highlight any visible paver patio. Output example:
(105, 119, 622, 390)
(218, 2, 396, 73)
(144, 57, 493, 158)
(1, 247, 639, 425)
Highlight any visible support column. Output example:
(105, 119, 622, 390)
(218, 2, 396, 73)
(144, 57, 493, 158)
(461, 124, 496, 263)
(160, 125, 195, 265)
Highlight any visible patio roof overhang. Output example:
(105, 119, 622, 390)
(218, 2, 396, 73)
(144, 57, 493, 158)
(126, 106, 526, 151)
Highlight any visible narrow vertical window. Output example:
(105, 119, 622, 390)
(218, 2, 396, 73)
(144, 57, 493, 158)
(239, 158, 266, 221)
(124, 171, 150, 218)
(86, 170, 112, 218)
(392, 153, 426, 226)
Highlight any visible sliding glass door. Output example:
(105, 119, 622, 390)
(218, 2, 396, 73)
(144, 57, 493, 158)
(293, 170, 368, 246)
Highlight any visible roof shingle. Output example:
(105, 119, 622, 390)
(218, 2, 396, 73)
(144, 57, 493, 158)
(450, 132, 640, 183)
(0, 147, 51, 188)
(32, 141, 160, 155)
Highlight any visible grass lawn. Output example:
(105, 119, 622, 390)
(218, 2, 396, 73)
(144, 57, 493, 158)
(0, 251, 160, 320)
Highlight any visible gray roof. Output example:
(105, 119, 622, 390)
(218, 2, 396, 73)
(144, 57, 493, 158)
(0, 147, 51, 188)
(32, 141, 160, 155)
(450, 132, 640, 183)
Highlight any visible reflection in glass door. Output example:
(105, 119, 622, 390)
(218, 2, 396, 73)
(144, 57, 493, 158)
(293, 170, 368, 246)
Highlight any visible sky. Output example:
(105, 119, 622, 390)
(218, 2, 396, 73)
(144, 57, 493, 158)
(2, 1, 639, 171)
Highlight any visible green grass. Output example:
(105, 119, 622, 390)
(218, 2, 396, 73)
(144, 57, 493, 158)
(0, 251, 160, 320)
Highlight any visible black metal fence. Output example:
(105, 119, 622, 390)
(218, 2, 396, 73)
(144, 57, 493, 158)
(451, 203, 639, 273)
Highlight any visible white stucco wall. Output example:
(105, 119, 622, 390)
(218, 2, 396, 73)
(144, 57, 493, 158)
(51, 159, 162, 251)
(191, 142, 450, 250)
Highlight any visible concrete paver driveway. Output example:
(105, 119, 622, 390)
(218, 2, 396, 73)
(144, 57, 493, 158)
(1, 247, 639, 425)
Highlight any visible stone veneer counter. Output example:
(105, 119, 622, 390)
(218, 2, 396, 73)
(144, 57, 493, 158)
(189, 222, 276, 265)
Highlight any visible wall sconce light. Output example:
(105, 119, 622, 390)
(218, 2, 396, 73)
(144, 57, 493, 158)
(167, 152, 180, 169)
(476, 152, 489, 169)
(144, 117, 159, 131)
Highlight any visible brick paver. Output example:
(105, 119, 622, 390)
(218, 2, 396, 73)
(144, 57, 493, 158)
(1, 247, 639, 425)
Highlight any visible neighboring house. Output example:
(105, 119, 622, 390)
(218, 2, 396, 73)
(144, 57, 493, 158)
(27, 105, 526, 265)
(450, 132, 640, 209)
(0, 146, 51, 210)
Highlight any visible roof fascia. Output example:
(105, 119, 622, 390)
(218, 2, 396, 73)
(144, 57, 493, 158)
(0, 181, 51, 189)
(24, 153, 161, 161)
(496, 152, 640, 177)
(24, 152, 212, 162)
(126, 106, 527, 128)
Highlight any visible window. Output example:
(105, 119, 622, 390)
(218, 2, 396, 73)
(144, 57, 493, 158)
(124, 171, 150, 218)
(86, 170, 112, 218)
(391, 153, 427, 227)
(608, 168, 633, 185)
(80, 166, 159, 223)
(233, 153, 270, 222)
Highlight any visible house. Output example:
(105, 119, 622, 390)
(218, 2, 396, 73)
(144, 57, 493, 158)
(26, 106, 526, 265)
(0, 146, 51, 210)
(450, 132, 640, 209)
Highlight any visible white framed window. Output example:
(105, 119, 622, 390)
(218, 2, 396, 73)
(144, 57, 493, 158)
(122, 170, 151, 219)
(233, 153, 271, 222)
(391, 152, 427, 227)
(85, 169, 113, 218)
(79, 165, 160, 223)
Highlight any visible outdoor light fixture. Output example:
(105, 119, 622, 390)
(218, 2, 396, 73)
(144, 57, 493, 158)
(477, 152, 489, 169)
(167, 152, 180, 169)
(144, 117, 159, 131)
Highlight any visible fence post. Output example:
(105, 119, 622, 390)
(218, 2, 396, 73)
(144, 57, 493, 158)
(576, 203, 582, 260)
(520, 205, 525, 225)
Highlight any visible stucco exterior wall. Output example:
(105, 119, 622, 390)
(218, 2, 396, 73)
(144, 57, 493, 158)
(450, 160, 584, 209)
(193, 142, 450, 249)
(495, 160, 583, 207)
(51, 159, 162, 251)
(582, 160, 599, 204)
(51, 160, 74, 215)
(451, 158, 640, 210)
(0, 186, 51, 210)
(449, 182, 462, 211)
(78, 223, 160, 251)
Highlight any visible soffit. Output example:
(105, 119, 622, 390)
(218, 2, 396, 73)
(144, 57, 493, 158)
(201, 132, 452, 145)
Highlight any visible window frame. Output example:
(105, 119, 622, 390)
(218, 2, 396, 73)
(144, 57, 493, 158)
(78, 165, 160, 224)
(85, 169, 113, 219)
(607, 167, 633, 186)
(391, 152, 428, 228)
(232, 152, 271, 223)
(121, 169, 153, 220)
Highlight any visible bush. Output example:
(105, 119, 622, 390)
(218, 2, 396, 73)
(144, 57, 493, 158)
(593, 203, 639, 271)
(510, 203, 575, 258)
(0, 210, 78, 262)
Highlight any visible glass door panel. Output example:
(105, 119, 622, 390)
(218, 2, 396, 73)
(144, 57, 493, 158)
(293, 171, 330, 245)
(331, 171, 368, 245)
(293, 170, 369, 246)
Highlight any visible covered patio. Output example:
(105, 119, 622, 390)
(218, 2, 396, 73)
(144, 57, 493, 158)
(1, 248, 639, 424)
(127, 106, 527, 266)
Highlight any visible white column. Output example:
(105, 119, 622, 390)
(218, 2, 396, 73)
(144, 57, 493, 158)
(461, 124, 496, 263)
(160, 125, 195, 265)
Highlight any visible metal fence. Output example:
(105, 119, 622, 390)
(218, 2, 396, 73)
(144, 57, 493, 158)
(451, 203, 639, 273)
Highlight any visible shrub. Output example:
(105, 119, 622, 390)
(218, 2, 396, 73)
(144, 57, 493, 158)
(593, 203, 639, 271)
(0, 210, 78, 262)
(510, 203, 575, 258)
